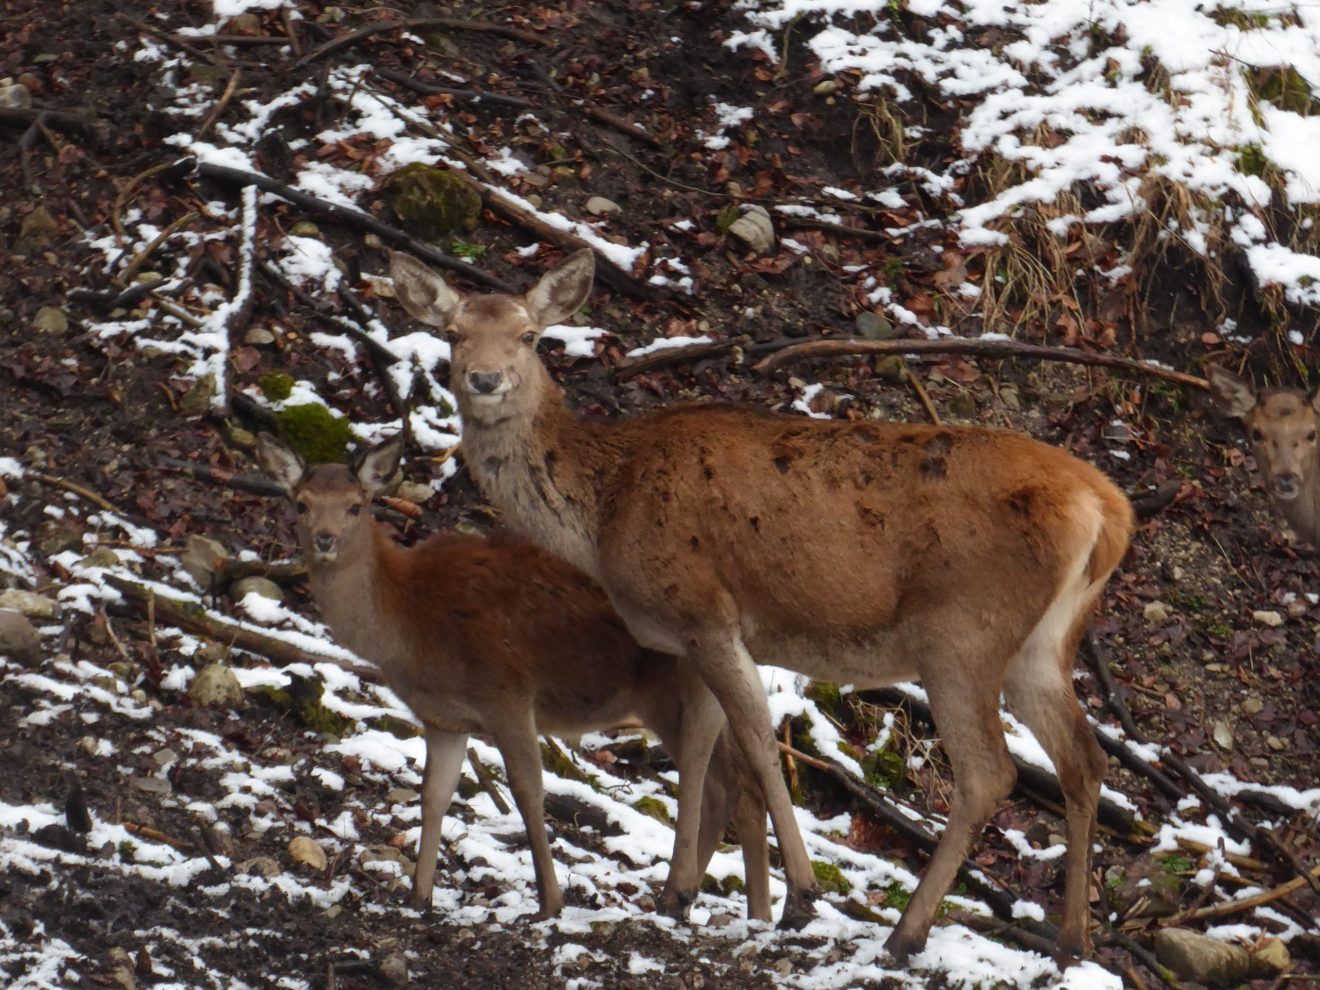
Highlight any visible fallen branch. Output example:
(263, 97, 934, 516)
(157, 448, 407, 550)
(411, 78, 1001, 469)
(0, 105, 98, 136)
(159, 457, 286, 498)
(613, 337, 800, 380)
(27, 470, 123, 515)
(192, 160, 515, 293)
(466, 747, 512, 815)
(1084, 633, 1320, 896)
(290, 15, 551, 72)
(1165, 863, 1320, 925)
(753, 336, 1209, 391)
(374, 67, 532, 110)
(106, 575, 382, 685)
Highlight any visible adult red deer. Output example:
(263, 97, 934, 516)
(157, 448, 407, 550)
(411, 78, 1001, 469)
(389, 248, 1132, 963)
(1206, 363, 1319, 546)
(254, 433, 769, 921)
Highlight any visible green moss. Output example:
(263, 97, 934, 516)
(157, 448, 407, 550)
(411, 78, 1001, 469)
(1160, 853, 1193, 873)
(862, 747, 907, 792)
(715, 202, 740, 234)
(251, 675, 351, 737)
(540, 738, 596, 787)
(701, 872, 746, 897)
(631, 796, 672, 825)
(449, 238, 487, 261)
(1237, 143, 1269, 178)
(805, 680, 844, 715)
(811, 860, 852, 895)
(1210, 7, 1272, 29)
(1254, 66, 1316, 115)
(273, 403, 351, 463)
(385, 163, 483, 240)
(259, 372, 294, 401)
(370, 714, 422, 739)
(880, 880, 911, 911)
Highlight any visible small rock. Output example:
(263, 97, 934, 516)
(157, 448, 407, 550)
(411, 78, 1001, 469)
(1266, 734, 1287, 751)
(78, 735, 104, 757)
(771, 957, 793, 976)
(36, 521, 83, 557)
(152, 747, 179, 768)
(584, 195, 621, 216)
(129, 776, 172, 795)
(1241, 696, 1263, 715)
(854, 310, 895, 340)
(178, 375, 217, 418)
(245, 327, 276, 346)
(1154, 928, 1250, 986)
(1143, 601, 1171, 623)
(1249, 938, 1290, 976)
(1211, 721, 1233, 751)
(999, 384, 1022, 411)
(16, 206, 58, 254)
(106, 946, 136, 990)
(1252, 610, 1283, 628)
(361, 844, 412, 871)
(728, 204, 775, 255)
(813, 79, 839, 95)
(32, 306, 68, 334)
(0, 80, 32, 108)
(386, 787, 418, 805)
(288, 835, 328, 871)
(396, 482, 433, 505)
(0, 589, 59, 619)
(181, 534, 230, 589)
(237, 856, 282, 878)
(77, 547, 121, 570)
(188, 663, 244, 709)
(0, 609, 41, 662)
(948, 393, 977, 419)
(289, 221, 321, 238)
(231, 576, 284, 605)
(707, 912, 735, 928)
(874, 356, 908, 384)
(378, 952, 409, 986)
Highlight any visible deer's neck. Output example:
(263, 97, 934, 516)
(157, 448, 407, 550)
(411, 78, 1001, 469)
(460, 375, 614, 577)
(304, 524, 401, 666)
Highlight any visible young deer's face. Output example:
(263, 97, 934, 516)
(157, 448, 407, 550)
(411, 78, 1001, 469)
(255, 435, 403, 564)
(1208, 364, 1320, 501)
(389, 249, 596, 424)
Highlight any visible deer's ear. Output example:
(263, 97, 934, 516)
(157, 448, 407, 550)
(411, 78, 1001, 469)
(353, 437, 404, 500)
(1206, 364, 1257, 419)
(389, 252, 461, 328)
(255, 433, 306, 496)
(526, 248, 595, 327)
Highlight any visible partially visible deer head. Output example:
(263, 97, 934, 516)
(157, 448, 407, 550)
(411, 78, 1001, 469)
(1207, 363, 1320, 544)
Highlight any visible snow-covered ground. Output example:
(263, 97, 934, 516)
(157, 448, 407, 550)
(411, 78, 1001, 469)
(3, 0, 1318, 987)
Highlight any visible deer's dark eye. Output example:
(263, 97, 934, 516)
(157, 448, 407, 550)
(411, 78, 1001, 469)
(444, 329, 460, 346)
(295, 501, 309, 515)
(1308, 430, 1317, 442)
(520, 331, 537, 346)
(348, 504, 362, 516)
(1251, 428, 1264, 442)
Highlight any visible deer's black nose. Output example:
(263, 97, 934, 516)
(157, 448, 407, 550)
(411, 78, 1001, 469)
(468, 370, 503, 394)
(314, 533, 337, 554)
(1273, 473, 1300, 499)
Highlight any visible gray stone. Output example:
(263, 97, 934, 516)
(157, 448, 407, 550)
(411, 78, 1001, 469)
(1250, 938, 1290, 975)
(181, 534, 230, 589)
(1252, 610, 1283, 628)
(1143, 601, 1171, 623)
(245, 327, 276, 346)
(106, 946, 136, 990)
(35, 521, 83, 557)
(728, 204, 775, 254)
(0, 81, 32, 109)
(386, 788, 418, 805)
(0, 589, 59, 619)
(231, 576, 283, 605)
(288, 835, 328, 871)
(584, 195, 621, 216)
(152, 747, 179, 768)
(1154, 928, 1251, 986)
(855, 310, 895, 340)
(15, 206, 58, 254)
(361, 844, 414, 876)
(178, 374, 217, 418)
(129, 775, 172, 795)
(0, 609, 41, 662)
(188, 663, 244, 709)
(32, 306, 68, 334)
(237, 856, 282, 878)
(378, 952, 409, 987)
(77, 547, 120, 570)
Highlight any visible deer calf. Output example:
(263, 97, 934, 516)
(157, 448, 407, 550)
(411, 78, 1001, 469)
(254, 434, 769, 921)
(390, 248, 1133, 964)
(1207, 364, 1319, 546)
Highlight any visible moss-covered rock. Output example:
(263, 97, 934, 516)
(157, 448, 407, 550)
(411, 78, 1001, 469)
(251, 673, 350, 737)
(259, 372, 295, 401)
(273, 403, 351, 463)
(862, 747, 907, 792)
(701, 872, 746, 897)
(811, 860, 852, 895)
(631, 795, 671, 825)
(540, 739, 597, 787)
(385, 164, 483, 241)
(370, 714, 423, 740)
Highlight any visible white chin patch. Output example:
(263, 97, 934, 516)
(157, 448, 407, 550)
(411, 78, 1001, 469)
(313, 551, 339, 563)
(468, 393, 505, 406)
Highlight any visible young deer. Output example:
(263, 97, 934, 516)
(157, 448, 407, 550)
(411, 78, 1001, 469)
(254, 434, 770, 922)
(390, 248, 1133, 964)
(1206, 363, 1320, 546)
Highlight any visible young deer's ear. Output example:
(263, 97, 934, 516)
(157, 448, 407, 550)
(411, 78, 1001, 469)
(1206, 364, 1258, 419)
(353, 437, 405, 500)
(526, 248, 595, 327)
(255, 433, 307, 496)
(389, 252, 462, 328)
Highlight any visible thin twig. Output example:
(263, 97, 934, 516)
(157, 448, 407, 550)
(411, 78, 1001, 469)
(907, 364, 942, 425)
(27, 470, 123, 514)
(290, 15, 550, 72)
(117, 212, 197, 287)
(1165, 863, 1320, 924)
(754, 336, 1210, 390)
(373, 67, 532, 110)
(197, 68, 242, 139)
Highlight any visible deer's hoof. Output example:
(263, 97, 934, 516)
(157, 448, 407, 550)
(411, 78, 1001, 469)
(883, 927, 927, 965)
(776, 887, 817, 930)
(656, 888, 694, 921)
